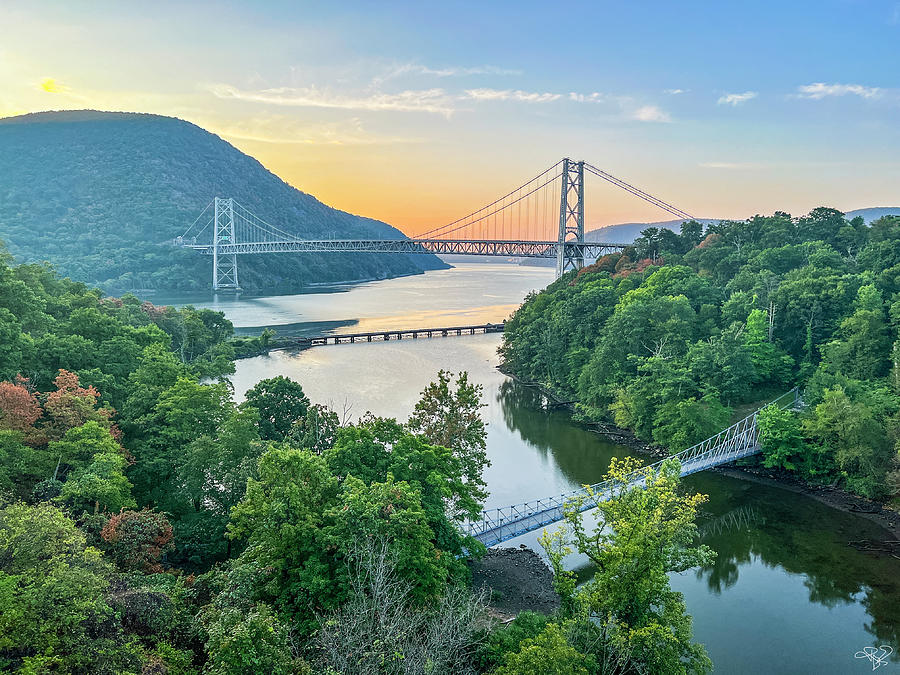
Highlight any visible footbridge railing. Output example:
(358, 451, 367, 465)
(464, 388, 801, 547)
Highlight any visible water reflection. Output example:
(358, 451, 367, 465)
(497, 378, 637, 486)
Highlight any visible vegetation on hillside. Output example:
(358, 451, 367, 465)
(0, 243, 714, 673)
(0, 111, 445, 293)
(501, 208, 900, 502)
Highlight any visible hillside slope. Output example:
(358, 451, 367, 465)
(0, 110, 446, 293)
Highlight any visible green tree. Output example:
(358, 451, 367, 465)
(242, 375, 310, 442)
(758, 405, 806, 471)
(0, 502, 143, 674)
(204, 604, 303, 675)
(45, 420, 121, 483)
(226, 445, 342, 632)
(652, 394, 731, 452)
(803, 387, 893, 497)
(288, 403, 340, 454)
(543, 457, 714, 674)
(174, 405, 262, 565)
(492, 623, 590, 675)
(60, 448, 136, 515)
(407, 370, 489, 510)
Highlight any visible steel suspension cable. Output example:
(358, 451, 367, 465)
(415, 172, 562, 240)
(583, 163, 695, 221)
(413, 160, 563, 238)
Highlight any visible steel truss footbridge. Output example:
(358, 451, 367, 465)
(175, 158, 696, 290)
(463, 388, 801, 547)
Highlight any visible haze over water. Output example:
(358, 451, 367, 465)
(166, 263, 899, 674)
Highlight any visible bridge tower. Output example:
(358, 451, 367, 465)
(556, 158, 585, 277)
(212, 197, 240, 291)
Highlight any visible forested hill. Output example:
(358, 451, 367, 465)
(501, 208, 900, 501)
(0, 110, 446, 293)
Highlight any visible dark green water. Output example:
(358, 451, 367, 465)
(170, 263, 899, 673)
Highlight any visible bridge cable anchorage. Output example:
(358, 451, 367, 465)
(463, 387, 802, 547)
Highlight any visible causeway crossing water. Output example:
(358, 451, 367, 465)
(155, 263, 899, 674)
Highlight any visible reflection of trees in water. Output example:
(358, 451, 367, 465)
(695, 505, 762, 594)
(695, 496, 900, 652)
(496, 377, 899, 653)
(496, 379, 632, 486)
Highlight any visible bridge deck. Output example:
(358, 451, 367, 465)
(181, 238, 628, 259)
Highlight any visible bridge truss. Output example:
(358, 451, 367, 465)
(463, 388, 801, 547)
(177, 158, 696, 290)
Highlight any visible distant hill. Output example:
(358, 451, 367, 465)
(585, 218, 721, 245)
(0, 110, 446, 293)
(845, 207, 900, 224)
(585, 208, 900, 246)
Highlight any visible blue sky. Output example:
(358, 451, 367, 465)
(1, 0, 898, 230)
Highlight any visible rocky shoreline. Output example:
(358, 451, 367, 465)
(469, 547, 560, 620)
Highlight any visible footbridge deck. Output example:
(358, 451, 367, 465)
(464, 388, 801, 547)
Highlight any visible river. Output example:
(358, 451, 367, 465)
(157, 263, 899, 674)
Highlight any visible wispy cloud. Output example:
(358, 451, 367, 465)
(207, 83, 455, 115)
(664, 88, 687, 95)
(569, 92, 605, 103)
(717, 91, 758, 106)
(631, 105, 671, 122)
(464, 88, 561, 103)
(215, 116, 422, 146)
(382, 64, 522, 79)
(796, 82, 882, 99)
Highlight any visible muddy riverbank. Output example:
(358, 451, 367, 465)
(469, 547, 560, 620)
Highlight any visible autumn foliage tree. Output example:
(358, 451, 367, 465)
(100, 509, 175, 573)
(0, 376, 44, 445)
(44, 369, 120, 442)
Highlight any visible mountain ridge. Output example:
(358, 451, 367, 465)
(0, 110, 446, 293)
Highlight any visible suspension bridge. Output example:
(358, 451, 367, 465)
(463, 388, 801, 547)
(175, 158, 696, 290)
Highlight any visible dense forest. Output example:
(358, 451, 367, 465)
(0, 241, 718, 673)
(501, 208, 900, 502)
(0, 111, 446, 293)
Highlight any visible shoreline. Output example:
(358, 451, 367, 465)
(499, 366, 900, 542)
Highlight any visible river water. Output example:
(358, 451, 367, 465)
(158, 263, 899, 674)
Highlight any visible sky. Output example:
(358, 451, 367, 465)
(1, 0, 899, 233)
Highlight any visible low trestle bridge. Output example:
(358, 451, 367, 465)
(280, 322, 504, 347)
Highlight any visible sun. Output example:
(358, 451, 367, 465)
(39, 77, 66, 93)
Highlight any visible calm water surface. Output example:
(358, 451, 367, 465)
(164, 263, 899, 674)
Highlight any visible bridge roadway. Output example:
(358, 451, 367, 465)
(463, 388, 801, 547)
(183, 238, 628, 259)
(279, 322, 505, 347)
